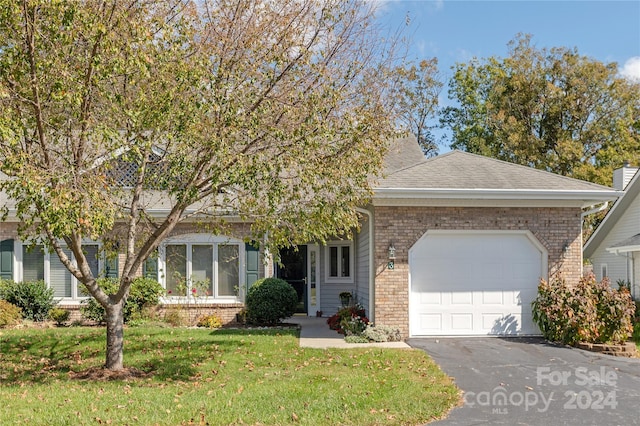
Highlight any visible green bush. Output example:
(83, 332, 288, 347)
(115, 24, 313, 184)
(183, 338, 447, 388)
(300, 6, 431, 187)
(0, 299, 22, 328)
(344, 335, 370, 343)
(81, 277, 164, 324)
(532, 274, 635, 345)
(49, 307, 70, 326)
(245, 278, 298, 325)
(0, 280, 56, 321)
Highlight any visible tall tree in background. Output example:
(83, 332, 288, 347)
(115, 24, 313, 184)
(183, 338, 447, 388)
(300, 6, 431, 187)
(396, 58, 442, 157)
(441, 34, 640, 186)
(0, 0, 400, 371)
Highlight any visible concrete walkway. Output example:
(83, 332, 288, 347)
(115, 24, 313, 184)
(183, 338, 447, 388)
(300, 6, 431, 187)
(289, 315, 410, 349)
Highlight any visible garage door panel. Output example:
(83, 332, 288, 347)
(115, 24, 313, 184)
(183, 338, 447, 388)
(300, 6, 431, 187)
(421, 292, 441, 304)
(482, 291, 503, 305)
(451, 292, 473, 304)
(410, 232, 543, 336)
(419, 314, 442, 331)
(451, 314, 473, 330)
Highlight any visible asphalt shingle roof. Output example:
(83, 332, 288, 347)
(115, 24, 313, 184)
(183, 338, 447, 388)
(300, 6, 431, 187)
(610, 233, 640, 249)
(379, 149, 614, 192)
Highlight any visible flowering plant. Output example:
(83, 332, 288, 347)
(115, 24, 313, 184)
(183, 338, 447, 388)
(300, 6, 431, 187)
(327, 304, 368, 335)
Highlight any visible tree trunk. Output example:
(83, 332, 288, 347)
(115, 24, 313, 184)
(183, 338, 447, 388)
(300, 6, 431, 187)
(105, 302, 125, 370)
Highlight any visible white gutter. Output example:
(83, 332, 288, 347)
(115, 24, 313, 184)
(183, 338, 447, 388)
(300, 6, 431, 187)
(356, 207, 375, 323)
(374, 187, 622, 202)
(581, 202, 609, 219)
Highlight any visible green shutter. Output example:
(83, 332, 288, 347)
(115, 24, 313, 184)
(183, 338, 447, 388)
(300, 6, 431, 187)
(0, 239, 14, 280)
(143, 256, 158, 281)
(105, 256, 119, 278)
(245, 242, 260, 291)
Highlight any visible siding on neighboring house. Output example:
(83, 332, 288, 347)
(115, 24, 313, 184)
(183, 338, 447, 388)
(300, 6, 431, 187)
(587, 193, 640, 283)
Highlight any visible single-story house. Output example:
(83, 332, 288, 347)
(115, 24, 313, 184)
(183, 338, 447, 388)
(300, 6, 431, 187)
(0, 137, 621, 336)
(584, 162, 640, 299)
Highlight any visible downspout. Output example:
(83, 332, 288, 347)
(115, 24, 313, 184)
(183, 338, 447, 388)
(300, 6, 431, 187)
(356, 207, 375, 323)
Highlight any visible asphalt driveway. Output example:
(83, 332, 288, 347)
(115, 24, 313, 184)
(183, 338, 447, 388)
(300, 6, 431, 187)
(407, 337, 640, 425)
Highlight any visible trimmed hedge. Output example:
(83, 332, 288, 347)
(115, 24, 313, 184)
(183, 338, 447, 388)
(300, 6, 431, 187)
(0, 280, 56, 321)
(245, 278, 298, 325)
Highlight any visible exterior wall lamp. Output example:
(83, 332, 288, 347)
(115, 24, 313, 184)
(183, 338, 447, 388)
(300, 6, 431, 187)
(388, 242, 396, 270)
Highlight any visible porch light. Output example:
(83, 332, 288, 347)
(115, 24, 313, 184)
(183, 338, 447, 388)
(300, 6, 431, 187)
(388, 242, 396, 260)
(387, 243, 396, 270)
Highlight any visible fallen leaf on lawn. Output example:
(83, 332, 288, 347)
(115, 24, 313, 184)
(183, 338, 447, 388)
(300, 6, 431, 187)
(291, 412, 299, 422)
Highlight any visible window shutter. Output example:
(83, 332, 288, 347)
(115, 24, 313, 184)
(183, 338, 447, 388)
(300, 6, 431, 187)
(105, 256, 119, 278)
(143, 256, 158, 281)
(0, 239, 14, 280)
(245, 242, 259, 291)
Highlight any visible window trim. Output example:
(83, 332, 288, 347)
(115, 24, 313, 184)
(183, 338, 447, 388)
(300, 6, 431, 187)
(158, 234, 245, 302)
(325, 241, 354, 283)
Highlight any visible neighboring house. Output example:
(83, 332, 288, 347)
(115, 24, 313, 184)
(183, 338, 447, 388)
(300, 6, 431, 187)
(584, 162, 640, 300)
(0, 137, 620, 336)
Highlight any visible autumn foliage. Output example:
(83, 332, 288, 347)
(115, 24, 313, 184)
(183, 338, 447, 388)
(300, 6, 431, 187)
(532, 273, 635, 345)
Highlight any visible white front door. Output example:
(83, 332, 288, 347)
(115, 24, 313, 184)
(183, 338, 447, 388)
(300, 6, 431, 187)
(307, 244, 319, 315)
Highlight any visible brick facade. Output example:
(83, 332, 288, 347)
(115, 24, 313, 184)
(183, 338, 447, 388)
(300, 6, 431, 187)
(372, 206, 583, 337)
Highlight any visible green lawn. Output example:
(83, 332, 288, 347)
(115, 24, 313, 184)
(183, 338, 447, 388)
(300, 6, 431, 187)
(0, 325, 459, 425)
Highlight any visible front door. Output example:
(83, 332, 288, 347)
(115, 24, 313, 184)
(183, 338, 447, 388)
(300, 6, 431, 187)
(277, 246, 307, 314)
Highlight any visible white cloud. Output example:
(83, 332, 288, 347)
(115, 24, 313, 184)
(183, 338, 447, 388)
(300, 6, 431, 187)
(620, 57, 640, 82)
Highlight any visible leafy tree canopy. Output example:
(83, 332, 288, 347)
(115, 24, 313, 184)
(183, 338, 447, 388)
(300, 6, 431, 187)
(0, 0, 401, 370)
(395, 58, 442, 157)
(441, 34, 640, 186)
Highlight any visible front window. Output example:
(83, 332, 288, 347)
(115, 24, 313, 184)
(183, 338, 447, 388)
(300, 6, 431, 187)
(21, 243, 100, 299)
(161, 236, 243, 299)
(326, 242, 353, 282)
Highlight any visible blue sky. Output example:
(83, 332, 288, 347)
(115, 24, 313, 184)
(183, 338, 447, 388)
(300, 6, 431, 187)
(375, 0, 640, 81)
(373, 0, 640, 148)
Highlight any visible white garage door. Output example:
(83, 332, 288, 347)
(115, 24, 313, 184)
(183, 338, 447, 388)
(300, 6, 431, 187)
(409, 231, 545, 336)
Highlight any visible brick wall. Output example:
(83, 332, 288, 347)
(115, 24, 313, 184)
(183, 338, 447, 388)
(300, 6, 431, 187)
(58, 303, 244, 326)
(372, 206, 583, 337)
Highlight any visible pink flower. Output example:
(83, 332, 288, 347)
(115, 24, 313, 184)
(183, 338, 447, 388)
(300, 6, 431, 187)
(168, 290, 172, 294)
(192, 288, 197, 293)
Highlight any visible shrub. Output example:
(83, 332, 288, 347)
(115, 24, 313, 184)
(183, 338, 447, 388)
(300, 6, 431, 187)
(197, 314, 223, 329)
(344, 335, 370, 344)
(0, 280, 56, 321)
(532, 273, 635, 345)
(362, 324, 402, 342)
(49, 307, 70, 326)
(327, 304, 368, 335)
(341, 314, 369, 336)
(163, 309, 186, 327)
(245, 278, 298, 325)
(81, 277, 164, 324)
(0, 300, 22, 328)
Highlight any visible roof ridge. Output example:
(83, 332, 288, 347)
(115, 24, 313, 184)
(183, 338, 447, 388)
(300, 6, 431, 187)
(385, 150, 457, 177)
